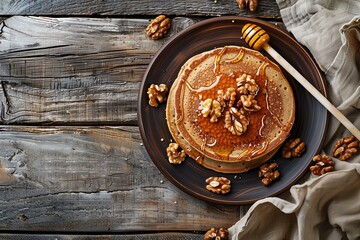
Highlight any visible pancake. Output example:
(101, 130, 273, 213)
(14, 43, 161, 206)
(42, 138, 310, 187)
(167, 46, 295, 172)
(167, 80, 279, 173)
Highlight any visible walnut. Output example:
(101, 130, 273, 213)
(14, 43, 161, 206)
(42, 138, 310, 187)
(201, 99, 222, 123)
(217, 88, 237, 108)
(281, 138, 306, 158)
(147, 84, 168, 107)
(146, 15, 171, 40)
(236, 74, 259, 95)
(204, 228, 229, 240)
(217, 90, 226, 107)
(166, 143, 186, 164)
(236, 0, 259, 12)
(310, 154, 335, 176)
(224, 87, 237, 107)
(258, 162, 280, 186)
(224, 107, 249, 135)
(205, 176, 231, 194)
(239, 95, 261, 112)
(332, 136, 359, 161)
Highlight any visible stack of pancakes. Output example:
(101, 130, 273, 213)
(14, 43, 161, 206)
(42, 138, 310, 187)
(166, 46, 295, 173)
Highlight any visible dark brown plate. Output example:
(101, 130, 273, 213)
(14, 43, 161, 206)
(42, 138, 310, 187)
(138, 16, 328, 205)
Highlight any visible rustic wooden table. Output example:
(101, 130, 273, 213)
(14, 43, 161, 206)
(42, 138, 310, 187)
(0, 1, 285, 239)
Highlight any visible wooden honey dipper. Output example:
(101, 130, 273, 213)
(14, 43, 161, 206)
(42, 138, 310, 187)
(242, 23, 360, 140)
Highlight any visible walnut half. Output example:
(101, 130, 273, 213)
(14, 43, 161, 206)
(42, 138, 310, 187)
(217, 87, 237, 108)
(147, 84, 168, 107)
(146, 15, 171, 40)
(204, 228, 229, 240)
(332, 136, 359, 161)
(166, 143, 186, 164)
(281, 138, 306, 158)
(239, 94, 261, 112)
(310, 154, 335, 176)
(201, 98, 222, 123)
(205, 176, 231, 194)
(236, 73, 259, 95)
(224, 107, 248, 135)
(258, 162, 280, 186)
(236, 0, 259, 12)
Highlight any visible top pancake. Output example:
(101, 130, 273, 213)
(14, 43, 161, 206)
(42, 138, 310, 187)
(169, 46, 295, 163)
(166, 74, 280, 173)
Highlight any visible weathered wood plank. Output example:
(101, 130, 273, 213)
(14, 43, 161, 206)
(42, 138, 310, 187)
(0, 125, 242, 232)
(0, 0, 281, 18)
(0, 16, 196, 125)
(0, 233, 204, 240)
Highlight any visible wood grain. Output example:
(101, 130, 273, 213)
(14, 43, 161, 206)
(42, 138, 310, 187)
(0, 125, 242, 232)
(0, 16, 196, 125)
(0, 0, 281, 18)
(0, 233, 204, 240)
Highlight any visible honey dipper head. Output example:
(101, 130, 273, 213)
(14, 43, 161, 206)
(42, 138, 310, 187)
(242, 23, 270, 50)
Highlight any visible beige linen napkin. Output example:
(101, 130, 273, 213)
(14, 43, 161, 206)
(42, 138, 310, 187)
(229, 0, 360, 239)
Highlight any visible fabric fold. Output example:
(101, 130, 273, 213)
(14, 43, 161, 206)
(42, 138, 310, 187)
(230, 166, 360, 239)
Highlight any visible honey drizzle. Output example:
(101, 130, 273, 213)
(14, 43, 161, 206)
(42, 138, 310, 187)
(201, 135, 206, 151)
(264, 79, 282, 128)
(256, 63, 271, 138)
(256, 61, 283, 129)
(225, 48, 245, 64)
(214, 47, 228, 75)
(206, 137, 217, 147)
(236, 141, 269, 160)
(184, 75, 221, 93)
(195, 155, 204, 164)
(250, 141, 268, 157)
(181, 48, 291, 161)
(184, 47, 244, 93)
(259, 114, 266, 137)
(200, 52, 273, 160)
(256, 61, 268, 76)
(175, 82, 185, 124)
(238, 61, 273, 159)
(201, 134, 217, 151)
(237, 144, 256, 159)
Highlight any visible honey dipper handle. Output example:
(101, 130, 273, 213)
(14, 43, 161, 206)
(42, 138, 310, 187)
(262, 43, 360, 140)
